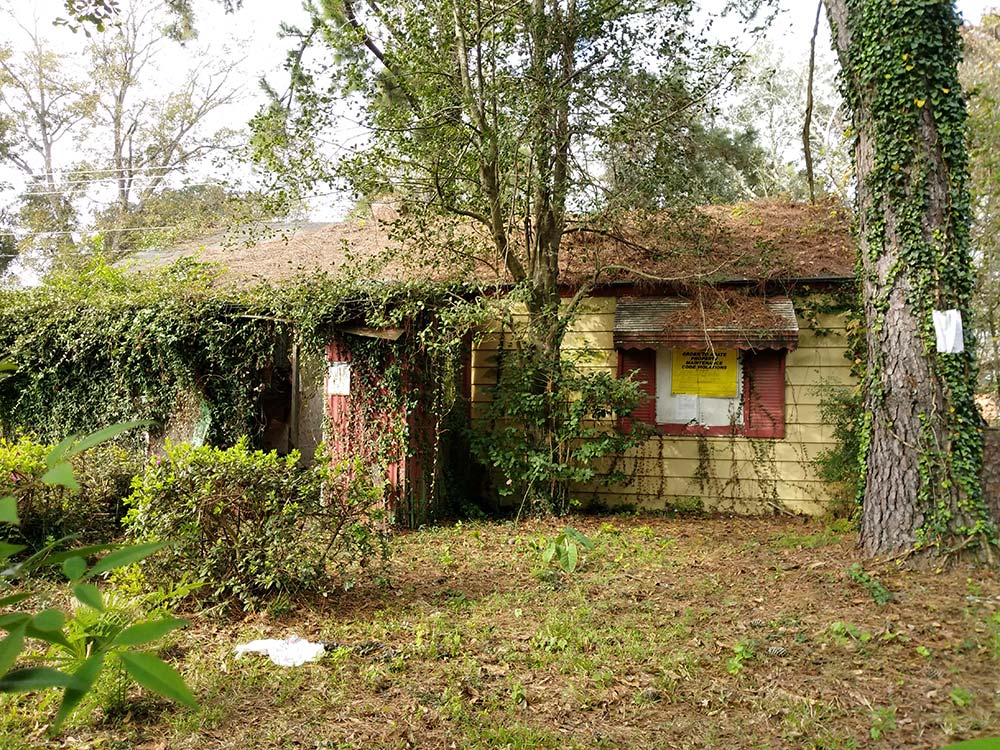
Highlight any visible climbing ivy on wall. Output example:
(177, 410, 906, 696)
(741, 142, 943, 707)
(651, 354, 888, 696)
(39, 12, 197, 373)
(828, 0, 993, 554)
(0, 262, 279, 444)
(0, 260, 482, 453)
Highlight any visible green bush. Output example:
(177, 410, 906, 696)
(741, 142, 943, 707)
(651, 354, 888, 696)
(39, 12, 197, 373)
(0, 437, 142, 551)
(122, 439, 389, 609)
(472, 355, 649, 515)
(0, 414, 198, 733)
(816, 385, 863, 519)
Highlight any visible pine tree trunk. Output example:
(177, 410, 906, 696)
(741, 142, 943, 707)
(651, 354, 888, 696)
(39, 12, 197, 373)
(824, 0, 994, 556)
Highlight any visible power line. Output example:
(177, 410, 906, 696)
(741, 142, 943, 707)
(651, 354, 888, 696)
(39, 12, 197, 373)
(0, 219, 281, 254)
(0, 188, 351, 241)
(16, 180, 234, 199)
(0, 224, 223, 239)
(11, 165, 185, 179)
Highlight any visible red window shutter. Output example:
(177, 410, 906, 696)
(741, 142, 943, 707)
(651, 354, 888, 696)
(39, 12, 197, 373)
(743, 349, 786, 438)
(618, 348, 656, 425)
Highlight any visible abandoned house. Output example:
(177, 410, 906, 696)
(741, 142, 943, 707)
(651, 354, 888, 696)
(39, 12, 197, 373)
(123, 201, 858, 520)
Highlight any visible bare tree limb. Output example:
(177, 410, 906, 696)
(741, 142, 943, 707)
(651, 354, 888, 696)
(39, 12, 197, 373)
(803, 0, 822, 204)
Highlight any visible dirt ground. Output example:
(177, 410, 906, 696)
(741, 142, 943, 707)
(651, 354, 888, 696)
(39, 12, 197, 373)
(3, 515, 999, 749)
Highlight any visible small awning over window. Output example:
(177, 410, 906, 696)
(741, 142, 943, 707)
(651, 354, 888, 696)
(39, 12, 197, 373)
(613, 296, 799, 351)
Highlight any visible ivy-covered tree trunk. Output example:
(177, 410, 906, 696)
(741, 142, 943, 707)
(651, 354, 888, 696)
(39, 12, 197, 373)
(824, 0, 996, 556)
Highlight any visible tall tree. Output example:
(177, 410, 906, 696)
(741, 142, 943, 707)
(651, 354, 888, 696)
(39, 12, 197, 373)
(0, 2, 240, 269)
(252, 0, 772, 507)
(259, 0, 772, 326)
(823, 0, 995, 556)
(962, 11, 1000, 421)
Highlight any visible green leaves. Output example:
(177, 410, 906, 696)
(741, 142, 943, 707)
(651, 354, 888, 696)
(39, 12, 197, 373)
(52, 653, 104, 732)
(119, 652, 198, 708)
(25, 610, 71, 649)
(0, 496, 18, 526)
(29, 609, 66, 632)
(84, 542, 167, 580)
(0, 592, 31, 608)
(39, 462, 79, 493)
(558, 540, 578, 573)
(39, 422, 148, 493)
(0, 666, 78, 692)
(564, 526, 594, 551)
(62, 420, 149, 459)
(123, 439, 387, 608)
(0, 541, 26, 559)
(112, 617, 188, 647)
(541, 526, 594, 574)
(71, 583, 104, 611)
(0, 626, 26, 676)
(0, 421, 194, 728)
(474, 354, 648, 513)
(846, 563, 893, 605)
(62, 556, 86, 581)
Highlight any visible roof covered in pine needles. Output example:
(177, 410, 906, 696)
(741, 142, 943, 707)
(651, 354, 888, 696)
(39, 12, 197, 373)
(126, 200, 855, 290)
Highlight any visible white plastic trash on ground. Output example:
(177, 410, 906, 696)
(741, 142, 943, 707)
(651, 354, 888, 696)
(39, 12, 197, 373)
(233, 634, 325, 667)
(933, 309, 965, 354)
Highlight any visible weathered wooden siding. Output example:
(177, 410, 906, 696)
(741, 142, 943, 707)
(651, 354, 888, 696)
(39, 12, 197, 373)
(470, 296, 855, 515)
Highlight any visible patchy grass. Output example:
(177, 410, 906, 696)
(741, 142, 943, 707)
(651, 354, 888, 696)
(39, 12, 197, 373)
(4, 515, 1000, 749)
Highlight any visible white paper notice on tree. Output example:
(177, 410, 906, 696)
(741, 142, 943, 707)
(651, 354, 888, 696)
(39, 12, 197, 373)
(932, 309, 965, 354)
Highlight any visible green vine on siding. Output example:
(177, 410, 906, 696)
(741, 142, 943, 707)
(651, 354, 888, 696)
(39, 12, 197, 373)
(0, 260, 483, 467)
(834, 0, 993, 549)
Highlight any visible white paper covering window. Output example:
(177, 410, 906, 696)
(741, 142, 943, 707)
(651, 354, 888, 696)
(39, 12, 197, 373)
(655, 349, 743, 427)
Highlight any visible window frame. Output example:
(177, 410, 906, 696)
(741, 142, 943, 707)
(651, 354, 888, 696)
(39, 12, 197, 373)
(617, 346, 787, 439)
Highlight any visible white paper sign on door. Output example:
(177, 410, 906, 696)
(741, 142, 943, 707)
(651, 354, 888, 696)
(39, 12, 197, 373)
(326, 362, 351, 395)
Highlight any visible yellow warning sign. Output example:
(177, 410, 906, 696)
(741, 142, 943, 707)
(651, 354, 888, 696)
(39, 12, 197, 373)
(671, 350, 738, 398)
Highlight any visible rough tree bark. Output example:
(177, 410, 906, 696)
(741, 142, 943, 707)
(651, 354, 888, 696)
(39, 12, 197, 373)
(823, 0, 994, 556)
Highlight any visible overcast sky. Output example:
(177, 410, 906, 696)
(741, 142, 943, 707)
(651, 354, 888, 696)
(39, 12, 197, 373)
(0, 0, 996, 224)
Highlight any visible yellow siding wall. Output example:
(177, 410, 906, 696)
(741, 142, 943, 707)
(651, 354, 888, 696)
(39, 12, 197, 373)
(470, 295, 855, 515)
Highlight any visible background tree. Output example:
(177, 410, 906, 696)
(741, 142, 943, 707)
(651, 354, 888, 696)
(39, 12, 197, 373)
(601, 78, 776, 208)
(962, 10, 1000, 422)
(823, 0, 995, 556)
(59, 0, 241, 37)
(83, 4, 239, 256)
(722, 40, 851, 201)
(0, 22, 90, 265)
(91, 183, 267, 255)
(0, 1, 242, 274)
(0, 206, 15, 277)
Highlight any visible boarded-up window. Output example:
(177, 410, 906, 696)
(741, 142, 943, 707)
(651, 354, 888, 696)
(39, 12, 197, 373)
(743, 349, 786, 439)
(618, 347, 786, 438)
(658, 349, 743, 427)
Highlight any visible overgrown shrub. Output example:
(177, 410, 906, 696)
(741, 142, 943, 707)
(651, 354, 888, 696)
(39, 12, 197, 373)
(0, 261, 289, 447)
(122, 439, 389, 609)
(0, 437, 143, 550)
(816, 385, 863, 519)
(472, 354, 649, 515)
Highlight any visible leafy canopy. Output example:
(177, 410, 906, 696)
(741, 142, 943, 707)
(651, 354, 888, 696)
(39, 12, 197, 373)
(254, 0, 776, 282)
